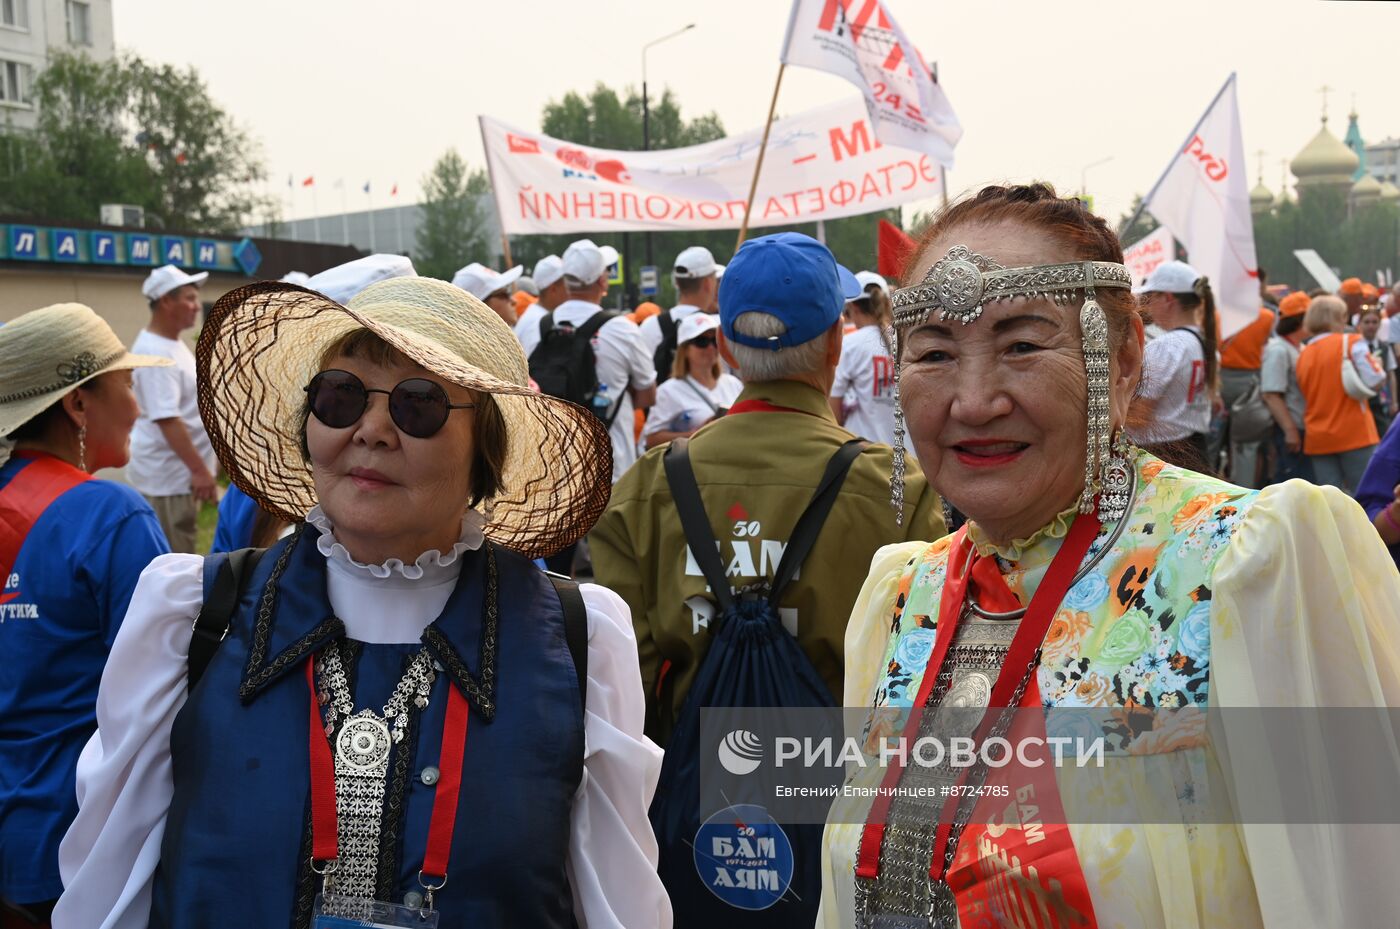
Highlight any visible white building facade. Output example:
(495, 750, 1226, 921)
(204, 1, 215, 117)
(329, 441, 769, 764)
(0, 0, 114, 131)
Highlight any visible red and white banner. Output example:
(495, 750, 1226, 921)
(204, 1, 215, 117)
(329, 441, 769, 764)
(479, 98, 942, 235)
(1139, 74, 1260, 338)
(780, 0, 961, 167)
(1123, 226, 1176, 291)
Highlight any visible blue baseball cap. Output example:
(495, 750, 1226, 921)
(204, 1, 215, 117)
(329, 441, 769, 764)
(720, 232, 846, 351)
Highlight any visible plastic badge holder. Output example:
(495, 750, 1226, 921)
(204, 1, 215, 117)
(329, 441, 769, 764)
(311, 894, 440, 929)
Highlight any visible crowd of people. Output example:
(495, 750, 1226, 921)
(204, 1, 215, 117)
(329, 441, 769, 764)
(2, 184, 1399, 929)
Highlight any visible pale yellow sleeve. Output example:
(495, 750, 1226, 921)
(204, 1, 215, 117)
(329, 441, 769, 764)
(842, 541, 928, 708)
(1211, 479, 1400, 928)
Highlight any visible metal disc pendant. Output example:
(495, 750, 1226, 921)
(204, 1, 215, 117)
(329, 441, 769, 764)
(335, 709, 392, 774)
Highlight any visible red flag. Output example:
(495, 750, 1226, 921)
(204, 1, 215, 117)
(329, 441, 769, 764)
(391, 183, 398, 196)
(301, 176, 315, 187)
(877, 219, 915, 281)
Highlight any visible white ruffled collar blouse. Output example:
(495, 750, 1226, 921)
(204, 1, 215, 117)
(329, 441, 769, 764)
(304, 504, 487, 643)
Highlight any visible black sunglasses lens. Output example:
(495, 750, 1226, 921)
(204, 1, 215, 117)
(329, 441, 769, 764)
(389, 378, 451, 438)
(308, 370, 367, 428)
(690, 335, 717, 348)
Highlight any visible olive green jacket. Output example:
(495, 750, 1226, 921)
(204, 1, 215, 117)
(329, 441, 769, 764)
(591, 379, 945, 745)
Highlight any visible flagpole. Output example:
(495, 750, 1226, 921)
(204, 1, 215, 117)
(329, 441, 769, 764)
(735, 63, 785, 252)
(932, 64, 950, 210)
(1120, 72, 1236, 237)
(339, 182, 350, 244)
(396, 198, 405, 255)
(367, 185, 376, 252)
(311, 185, 321, 243)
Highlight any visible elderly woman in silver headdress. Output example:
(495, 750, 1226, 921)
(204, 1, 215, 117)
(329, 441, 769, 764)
(819, 185, 1400, 929)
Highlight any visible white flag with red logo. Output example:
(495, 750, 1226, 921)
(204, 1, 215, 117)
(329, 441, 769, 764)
(1139, 73, 1260, 338)
(780, 0, 961, 167)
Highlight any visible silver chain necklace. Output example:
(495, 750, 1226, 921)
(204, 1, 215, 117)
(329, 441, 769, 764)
(314, 641, 437, 901)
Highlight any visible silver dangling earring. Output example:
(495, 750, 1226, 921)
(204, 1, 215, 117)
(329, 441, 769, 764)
(77, 423, 87, 472)
(1096, 429, 1133, 522)
(1078, 279, 1112, 515)
(889, 327, 906, 526)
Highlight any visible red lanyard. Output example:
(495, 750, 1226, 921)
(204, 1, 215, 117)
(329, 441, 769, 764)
(855, 512, 1101, 883)
(726, 398, 817, 416)
(305, 656, 470, 883)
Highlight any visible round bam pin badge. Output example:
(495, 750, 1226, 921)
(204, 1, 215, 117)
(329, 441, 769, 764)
(693, 804, 794, 911)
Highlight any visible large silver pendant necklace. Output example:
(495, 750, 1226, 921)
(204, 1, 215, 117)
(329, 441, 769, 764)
(315, 641, 437, 900)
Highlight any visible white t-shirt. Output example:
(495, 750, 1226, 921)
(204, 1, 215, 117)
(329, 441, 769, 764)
(519, 300, 656, 482)
(638, 304, 706, 357)
(127, 330, 216, 497)
(641, 373, 743, 440)
(513, 302, 548, 345)
(831, 325, 897, 446)
(1133, 326, 1211, 442)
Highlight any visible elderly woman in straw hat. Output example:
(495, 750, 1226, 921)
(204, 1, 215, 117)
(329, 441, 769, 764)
(55, 278, 671, 929)
(819, 184, 1400, 928)
(0, 304, 171, 924)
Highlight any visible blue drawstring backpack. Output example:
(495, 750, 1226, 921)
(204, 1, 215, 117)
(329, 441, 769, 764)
(651, 437, 865, 928)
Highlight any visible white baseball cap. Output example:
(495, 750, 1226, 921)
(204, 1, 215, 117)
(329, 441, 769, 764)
(673, 245, 718, 280)
(307, 254, 416, 305)
(855, 270, 889, 297)
(562, 239, 619, 286)
(1133, 260, 1201, 295)
(142, 264, 208, 302)
(280, 271, 312, 286)
(715, 263, 726, 279)
(452, 262, 524, 300)
(515, 275, 539, 297)
(533, 255, 565, 290)
(677, 312, 720, 345)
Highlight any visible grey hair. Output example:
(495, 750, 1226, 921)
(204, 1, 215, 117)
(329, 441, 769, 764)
(726, 311, 830, 383)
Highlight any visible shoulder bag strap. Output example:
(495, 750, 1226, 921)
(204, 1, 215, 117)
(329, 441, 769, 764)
(662, 438, 736, 613)
(679, 377, 720, 416)
(546, 573, 589, 714)
(189, 546, 266, 690)
(770, 439, 868, 602)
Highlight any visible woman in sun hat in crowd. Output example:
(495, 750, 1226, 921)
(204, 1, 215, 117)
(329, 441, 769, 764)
(641, 313, 742, 449)
(55, 277, 670, 929)
(0, 304, 171, 927)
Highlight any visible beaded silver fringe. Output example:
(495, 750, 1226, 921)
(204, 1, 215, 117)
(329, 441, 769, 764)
(890, 325, 906, 526)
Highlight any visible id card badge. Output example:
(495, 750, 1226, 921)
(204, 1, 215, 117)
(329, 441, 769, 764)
(311, 894, 440, 929)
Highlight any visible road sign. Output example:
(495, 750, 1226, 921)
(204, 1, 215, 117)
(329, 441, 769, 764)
(640, 265, 659, 296)
(608, 255, 624, 287)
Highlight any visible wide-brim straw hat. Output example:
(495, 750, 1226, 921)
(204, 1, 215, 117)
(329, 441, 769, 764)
(197, 278, 612, 560)
(0, 303, 173, 438)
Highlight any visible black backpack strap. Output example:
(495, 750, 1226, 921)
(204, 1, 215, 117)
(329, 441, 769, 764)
(189, 546, 266, 690)
(658, 311, 678, 344)
(546, 573, 588, 714)
(770, 439, 867, 602)
(662, 439, 737, 613)
(532, 312, 555, 357)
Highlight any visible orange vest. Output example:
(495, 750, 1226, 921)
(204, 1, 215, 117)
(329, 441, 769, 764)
(1296, 332, 1380, 455)
(1219, 307, 1275, 370)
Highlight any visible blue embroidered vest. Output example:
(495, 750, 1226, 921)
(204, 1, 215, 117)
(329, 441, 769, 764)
(149, 529, 584, 928)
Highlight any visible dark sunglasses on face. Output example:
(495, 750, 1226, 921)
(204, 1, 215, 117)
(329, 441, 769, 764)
(688, 335, 718, 349)
(305, 369, 475, 439)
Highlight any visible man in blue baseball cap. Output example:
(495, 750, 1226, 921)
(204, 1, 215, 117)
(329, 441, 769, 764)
(591, 231, 945, 927)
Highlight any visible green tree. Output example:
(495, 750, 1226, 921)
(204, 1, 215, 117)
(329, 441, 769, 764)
(0, 51, 268, 233)
(414, 148, 491, 281)
(1116, 194, 1160, 247)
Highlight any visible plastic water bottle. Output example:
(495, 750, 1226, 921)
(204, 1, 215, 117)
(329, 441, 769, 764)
(591, 383, 612, 420)
(671, 410, 693, 432)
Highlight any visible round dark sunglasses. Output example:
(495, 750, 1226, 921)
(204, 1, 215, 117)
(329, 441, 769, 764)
(305, 369, 476, 438)
(687, 335, 718, 349)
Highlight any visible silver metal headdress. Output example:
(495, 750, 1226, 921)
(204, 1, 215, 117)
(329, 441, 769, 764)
(888, 245, 1133, 526)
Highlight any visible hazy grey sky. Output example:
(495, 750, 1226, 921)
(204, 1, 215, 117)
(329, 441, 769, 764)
(116, 0, 1397, 233)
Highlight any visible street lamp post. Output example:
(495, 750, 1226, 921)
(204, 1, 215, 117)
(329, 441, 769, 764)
(1080, 156, 1114, 203)
(642, 23, 695, 273)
